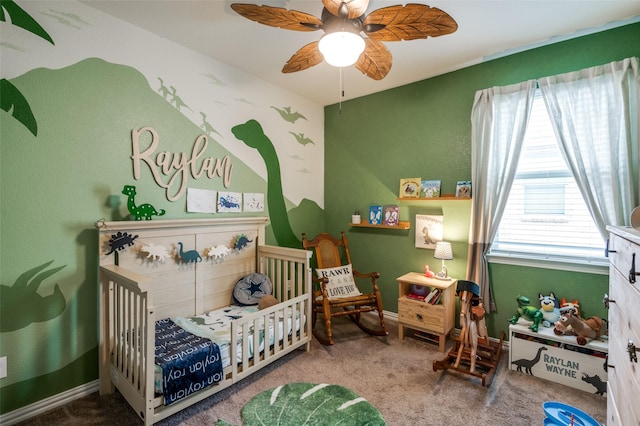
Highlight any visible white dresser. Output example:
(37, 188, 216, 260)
(606, 226, 640, 425)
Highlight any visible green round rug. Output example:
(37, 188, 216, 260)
(218, 382, 387, 425)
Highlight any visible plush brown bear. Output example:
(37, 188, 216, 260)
(258, 295, 278, 310)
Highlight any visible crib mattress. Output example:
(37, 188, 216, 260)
(155, 304, 304, 394)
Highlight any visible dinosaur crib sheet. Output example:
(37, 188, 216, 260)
(154, 304, 305, 394)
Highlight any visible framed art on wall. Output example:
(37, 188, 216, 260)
(415, 214, 443, 249)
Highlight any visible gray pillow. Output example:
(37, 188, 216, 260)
(233, 273, 273, 305)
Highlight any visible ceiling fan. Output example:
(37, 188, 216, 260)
(231, 0, 458, 80)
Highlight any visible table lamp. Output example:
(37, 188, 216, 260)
(434, 241, 453, 280)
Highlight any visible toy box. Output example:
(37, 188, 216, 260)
(509, 323, 608, 396)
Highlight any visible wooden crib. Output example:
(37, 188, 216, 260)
(96, 217, 312, 425)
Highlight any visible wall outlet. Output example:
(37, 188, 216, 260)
(0, 356, 6, 379)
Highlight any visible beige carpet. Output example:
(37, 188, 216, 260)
(16, 315, 606, 425)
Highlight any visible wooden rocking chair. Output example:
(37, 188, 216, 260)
(302, 232, 388, 345)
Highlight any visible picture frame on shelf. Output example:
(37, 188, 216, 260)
(420, 180, 441, 198)
(456, 181, 472, 198)
(369, 205, 383, 225)
(399, 178, 421, 198)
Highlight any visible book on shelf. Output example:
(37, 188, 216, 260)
(456, 180, 472, 198)
(405, 292, 426, 301)
(424, 288, 439, 303)
(383, 205, 399, 226)
(399, 178, 421, 198)
(369, 205, 383, 225)
(420, 180, 441, 198)
(430, 290, 443, 305)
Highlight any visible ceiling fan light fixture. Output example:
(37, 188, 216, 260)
(318, 31, 365, 67)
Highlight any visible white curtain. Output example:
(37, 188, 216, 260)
(467, 80, 537, 311)
(539, 57, 640, 238)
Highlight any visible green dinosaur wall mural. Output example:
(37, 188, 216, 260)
(232, 119, 303, 248)
(0, 261, 66, 332)
(0, 0, 54, 136)
(1, 1, 324, 415)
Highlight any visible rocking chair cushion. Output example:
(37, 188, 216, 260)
(316, 264, 362, 300)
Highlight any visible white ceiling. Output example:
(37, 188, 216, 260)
(85, 0, 640, 106)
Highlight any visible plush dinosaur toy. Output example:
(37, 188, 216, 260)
(509, 295, 544, 332)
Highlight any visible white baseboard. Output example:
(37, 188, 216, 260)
(0, 379, 99, 425)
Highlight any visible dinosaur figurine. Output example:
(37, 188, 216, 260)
(177, 242, 202, 263)
(207, 245, 231, 260)
(509, 295, 544, 332)
(141, 243, 170, 262)
(511, 346, 547, 375)
(122, 185, 165, 220)
(234, 234, 254, 250)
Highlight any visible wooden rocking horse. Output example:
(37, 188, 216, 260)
(433, 280, 504, 386)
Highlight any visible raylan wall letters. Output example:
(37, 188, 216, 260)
(131, 126, 233, 201)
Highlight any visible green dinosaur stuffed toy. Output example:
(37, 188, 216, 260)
(508, 295, 544, 332)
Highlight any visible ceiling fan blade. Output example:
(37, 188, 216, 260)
(363, 4, 458, 41)
(355, 38, 392, 80)
(282, 41, 324, 74)
(231, 3, 323, 31)
(322, 0, 369, 19)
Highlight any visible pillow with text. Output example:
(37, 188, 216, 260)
(316, 264, 362, 300)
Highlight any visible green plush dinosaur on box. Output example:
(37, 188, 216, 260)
(509, 295, 544, 332)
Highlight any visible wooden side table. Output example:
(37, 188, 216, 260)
(397, 272, 457, 352)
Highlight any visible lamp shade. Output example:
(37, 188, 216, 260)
(434, 242, 453, 260)
(318, 31, 365, 67)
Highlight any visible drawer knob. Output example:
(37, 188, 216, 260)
(629, 340, 638, 363)
(416, 313, 423, 321)
(603, 293, 615, 309)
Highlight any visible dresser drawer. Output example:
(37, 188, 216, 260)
(607, 226, 640, 425)
(608, 266, 640, 425)
(609, 232, 640, 295)
(606, 383, 621, 426)
(398, 297, 445, 333)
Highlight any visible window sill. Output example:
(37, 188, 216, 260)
(487, 252, 609, 275)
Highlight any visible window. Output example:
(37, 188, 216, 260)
(490, 92, 606, 265)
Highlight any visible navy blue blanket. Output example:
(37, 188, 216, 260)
(155, 318, 223, 405)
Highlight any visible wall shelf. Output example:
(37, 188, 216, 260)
(397, 193, 471, 201)
(349, 221, 410, 230)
